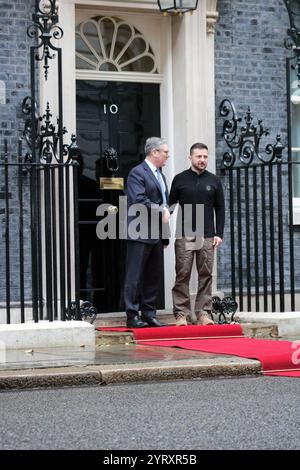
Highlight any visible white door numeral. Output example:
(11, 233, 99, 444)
(103, 103, 119, 115)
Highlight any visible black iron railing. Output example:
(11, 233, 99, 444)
(0, 137, 80, 323)
(0, 0, 82, 323)
(219, 99, 298, 312)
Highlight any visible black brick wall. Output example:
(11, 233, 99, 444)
(0, 0, 34, 303)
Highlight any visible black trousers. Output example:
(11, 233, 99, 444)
(124, 240, 163, 320)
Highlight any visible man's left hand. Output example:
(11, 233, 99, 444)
(213, 236, 222, 248)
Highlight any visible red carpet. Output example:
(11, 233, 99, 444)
(97, 324, 300, 377)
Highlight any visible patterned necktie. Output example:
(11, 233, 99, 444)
(156, 169, 167, 206)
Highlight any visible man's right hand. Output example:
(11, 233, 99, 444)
(162, 207, 170, 224)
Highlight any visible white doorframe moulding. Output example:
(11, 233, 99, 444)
(76, 0, 159, 12)
(76, 70, 164, 83)
(293, 197, 300, 225)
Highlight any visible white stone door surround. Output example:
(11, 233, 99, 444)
(46, 0, 219, 310)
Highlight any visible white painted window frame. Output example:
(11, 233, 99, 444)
(75, 15, 158, 73)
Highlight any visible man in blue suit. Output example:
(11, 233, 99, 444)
(124, 137, 170, 328)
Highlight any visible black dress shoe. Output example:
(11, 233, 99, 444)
(126, 316, 147, 328)
(142, 317, 168, 327)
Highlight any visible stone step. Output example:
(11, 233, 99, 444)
(95, 315, 278, 347)
(96, 331, 134, 348)
(0, 357, 262, 389)
(236, 311, 300, 336)
(93, 310, 175, 328)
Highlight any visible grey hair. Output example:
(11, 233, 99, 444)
(144, 137, 167, 156)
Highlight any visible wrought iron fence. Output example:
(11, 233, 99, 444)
(0, 0, 82, 323)
(219, 99, 298, 312)
(0, 137, 80, 323)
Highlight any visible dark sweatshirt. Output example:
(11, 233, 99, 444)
(169, 168, 225, 238)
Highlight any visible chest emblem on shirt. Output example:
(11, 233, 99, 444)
(206, 185, 212, 191)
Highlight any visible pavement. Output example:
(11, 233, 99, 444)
(0, 311, 298, 390)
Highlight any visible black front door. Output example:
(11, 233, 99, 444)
(76, 80, 163, 312)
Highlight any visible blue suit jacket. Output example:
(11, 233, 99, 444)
(125, 161, 169, 244)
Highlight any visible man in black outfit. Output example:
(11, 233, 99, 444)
(169, 143, 225, 326)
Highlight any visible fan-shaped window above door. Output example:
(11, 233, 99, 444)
(75, 16, 158, 74)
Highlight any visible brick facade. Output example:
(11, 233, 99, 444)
(0, 0, 33, 302)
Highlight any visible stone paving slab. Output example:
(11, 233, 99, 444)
(0, 356, 261, 390)
(0, 343, 235, 370)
